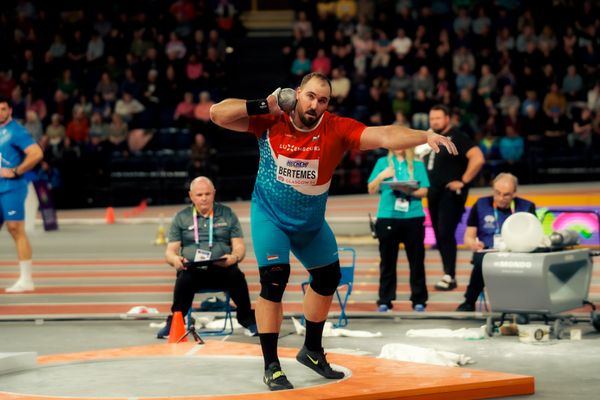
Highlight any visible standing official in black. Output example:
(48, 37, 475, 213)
(424, 105, 485, 291)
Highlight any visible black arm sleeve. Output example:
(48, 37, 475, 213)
(466, 203, 479, 227)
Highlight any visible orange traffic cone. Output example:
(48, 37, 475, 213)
(168, 311, 187, 343)
(105, 207, 115, 224)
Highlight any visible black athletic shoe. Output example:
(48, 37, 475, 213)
(296, 346, 344, 379)
(456, 302, 475, 312)
(263, 362, 293, 391)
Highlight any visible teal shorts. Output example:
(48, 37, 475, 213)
(251, 202, 339, 269)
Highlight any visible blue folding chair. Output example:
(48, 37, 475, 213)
(186, 288, 234, 336)
(301, 247, 356, 328)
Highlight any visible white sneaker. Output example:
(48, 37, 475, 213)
(5, 280, 35, 293)
(434, 274, 457, 291)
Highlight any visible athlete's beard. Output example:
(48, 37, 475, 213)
(299, 108, 320, 128)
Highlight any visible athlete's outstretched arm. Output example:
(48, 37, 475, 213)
(360, 125, 457, 155)
(210, 92, 282, 132)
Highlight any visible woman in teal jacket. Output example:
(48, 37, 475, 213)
(368, 147, 430, 312)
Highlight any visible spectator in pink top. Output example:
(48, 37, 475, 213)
(174, 92, 196, 128)
(311, 48, 331, 75)
(194, 91, 215, 123)
(186, 54, 204, 82)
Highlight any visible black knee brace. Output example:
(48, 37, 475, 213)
(259, 263, 290, 303)
(308, 261, 341, 296)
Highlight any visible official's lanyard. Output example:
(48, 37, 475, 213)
(192, 207, 213, 249)
(493, 200, 515, 234)
(388, 155, 404, 181)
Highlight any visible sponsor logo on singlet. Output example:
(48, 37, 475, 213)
(278, 143, 321, 152)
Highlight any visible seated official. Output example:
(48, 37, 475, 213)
(157, 176, 256, 338)
(456, 173, 536, 311)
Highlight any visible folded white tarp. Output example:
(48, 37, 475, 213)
(378, 343, 475, 367)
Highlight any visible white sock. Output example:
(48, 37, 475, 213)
(19, 260, 33, 282)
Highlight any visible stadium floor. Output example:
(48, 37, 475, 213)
(0, 182, 599, 399)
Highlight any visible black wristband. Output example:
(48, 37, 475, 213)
(246, 99, 269, 115)
(12, 168, 20, 178)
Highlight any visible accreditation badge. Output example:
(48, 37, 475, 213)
(194, 249, 212, 261)
(493, 234, 506, 250)
(394, 198, 409, 212)
(275, 155, 318, 186)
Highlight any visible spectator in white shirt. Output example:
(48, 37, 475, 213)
(165, 32, 187, 60)
(587, 82, 600, 113)
(114, 92, 145, 123)
(390, 28, 412, 61)
(330, 67, 351, 107)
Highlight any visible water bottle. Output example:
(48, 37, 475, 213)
(549, 230, 580, 247)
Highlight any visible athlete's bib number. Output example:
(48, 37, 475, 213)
(276, 155, 319, 186)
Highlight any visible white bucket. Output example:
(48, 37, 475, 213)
(518, 324, 550, 343)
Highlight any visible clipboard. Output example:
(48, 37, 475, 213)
(476, 249, 499, 253)
(381, 180, 420, 190)
(184, 257, 227, 268)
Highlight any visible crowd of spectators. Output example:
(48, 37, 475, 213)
(0, 0, 240, 206)
(1, 0, 599, 207)
(286, 0, 600, 187)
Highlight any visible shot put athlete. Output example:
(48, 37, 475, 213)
(210, 72, 457, 391)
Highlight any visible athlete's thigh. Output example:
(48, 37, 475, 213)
(0, 186, 27, 221)
(251, 202, 291, 267)
(290, 221, 338, 269)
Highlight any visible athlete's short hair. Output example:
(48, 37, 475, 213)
(300, 72, 332, 94)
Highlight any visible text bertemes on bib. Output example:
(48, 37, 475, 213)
(276, 155, 319, 186)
